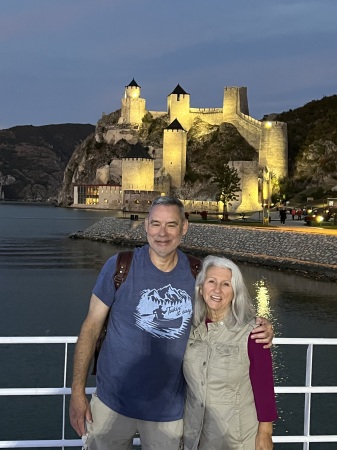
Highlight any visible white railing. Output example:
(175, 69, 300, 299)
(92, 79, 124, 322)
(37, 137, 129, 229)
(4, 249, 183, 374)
(0, 337, 337, 449)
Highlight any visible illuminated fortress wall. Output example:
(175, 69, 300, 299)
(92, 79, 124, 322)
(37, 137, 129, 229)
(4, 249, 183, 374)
(121, 158, 154, 192)
(230, 161, 261, 212)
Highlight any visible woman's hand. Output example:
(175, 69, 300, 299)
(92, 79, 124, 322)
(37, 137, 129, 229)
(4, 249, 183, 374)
(256, 422, 273, 450)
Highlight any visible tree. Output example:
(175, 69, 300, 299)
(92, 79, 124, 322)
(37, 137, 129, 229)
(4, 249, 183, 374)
(213, 164, 241, 220)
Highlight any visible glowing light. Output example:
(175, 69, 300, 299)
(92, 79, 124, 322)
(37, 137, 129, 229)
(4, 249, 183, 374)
(265, 121, 272, 129)
(254, 279, 271, 319)
(316, 215, 324, 223)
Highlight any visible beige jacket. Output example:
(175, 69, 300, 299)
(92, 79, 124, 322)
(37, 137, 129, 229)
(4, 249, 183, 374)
(183, 319, 257, 450)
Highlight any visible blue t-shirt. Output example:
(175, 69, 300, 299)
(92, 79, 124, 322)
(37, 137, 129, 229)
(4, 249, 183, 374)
(93, 245, 196, 422)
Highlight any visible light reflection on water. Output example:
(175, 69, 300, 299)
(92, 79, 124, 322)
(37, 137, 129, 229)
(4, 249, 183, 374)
(0, 204, 336, 449)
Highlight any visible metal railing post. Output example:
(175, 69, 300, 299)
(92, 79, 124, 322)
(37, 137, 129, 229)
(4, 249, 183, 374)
(62, 342, 69, 450)
(303, 344, 313, 450)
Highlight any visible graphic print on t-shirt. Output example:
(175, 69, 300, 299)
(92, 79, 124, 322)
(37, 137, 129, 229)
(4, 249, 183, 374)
(134, 284, 193, 338)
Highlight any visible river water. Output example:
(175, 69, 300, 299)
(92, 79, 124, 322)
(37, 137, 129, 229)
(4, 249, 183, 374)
(0, 203, 336, 449)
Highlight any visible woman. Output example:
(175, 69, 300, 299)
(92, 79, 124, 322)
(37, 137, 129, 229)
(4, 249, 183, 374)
(183, 256, 277, 450)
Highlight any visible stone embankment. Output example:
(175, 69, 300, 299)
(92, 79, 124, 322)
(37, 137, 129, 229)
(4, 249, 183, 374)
(70, 218, 337, 282)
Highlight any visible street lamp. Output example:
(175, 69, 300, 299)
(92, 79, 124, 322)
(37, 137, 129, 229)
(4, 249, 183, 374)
(262, 166, 271, 225)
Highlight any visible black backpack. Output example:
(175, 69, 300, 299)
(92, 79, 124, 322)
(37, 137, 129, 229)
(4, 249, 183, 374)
(91, 250, 201, 374)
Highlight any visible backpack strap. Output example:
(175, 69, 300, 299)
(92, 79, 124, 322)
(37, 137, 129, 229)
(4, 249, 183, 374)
(187, 254, 201, 278)
(113, 250, 134, 288)
(92, 250, 134, 375)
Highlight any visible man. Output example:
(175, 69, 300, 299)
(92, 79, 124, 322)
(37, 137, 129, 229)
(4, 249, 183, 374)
(70, 196, 273, 450)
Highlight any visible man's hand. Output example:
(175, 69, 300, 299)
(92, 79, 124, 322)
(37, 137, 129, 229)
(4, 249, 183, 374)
(69, 392, 92, 437)
(251, 316, 274, 348)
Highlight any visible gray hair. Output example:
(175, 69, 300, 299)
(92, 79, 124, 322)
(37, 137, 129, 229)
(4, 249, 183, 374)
(149, 196, 186, 221)
(193, 255, 255, 329)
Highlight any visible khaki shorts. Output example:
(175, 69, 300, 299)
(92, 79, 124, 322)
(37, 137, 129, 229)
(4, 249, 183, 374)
(83, 394, 183, 450)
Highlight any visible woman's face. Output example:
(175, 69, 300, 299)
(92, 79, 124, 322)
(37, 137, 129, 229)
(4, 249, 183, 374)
(200, 266, 234, 321)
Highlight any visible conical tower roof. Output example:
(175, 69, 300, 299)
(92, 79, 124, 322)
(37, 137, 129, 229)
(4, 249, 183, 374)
(170, 84, 188, 95)
(126, 78, 140, 88)
(123, 143, 152, 159)
(166, 118, 186, 131)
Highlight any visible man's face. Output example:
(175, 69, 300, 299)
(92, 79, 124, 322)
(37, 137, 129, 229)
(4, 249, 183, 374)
(145, 204, 188, 259)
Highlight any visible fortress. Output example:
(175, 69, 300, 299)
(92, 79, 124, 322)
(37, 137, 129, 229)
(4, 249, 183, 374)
(73, 79, 288, 214)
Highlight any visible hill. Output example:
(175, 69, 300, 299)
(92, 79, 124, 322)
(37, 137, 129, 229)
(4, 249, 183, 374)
(265, 95, 337, 202)
(0, 123, 95, 201)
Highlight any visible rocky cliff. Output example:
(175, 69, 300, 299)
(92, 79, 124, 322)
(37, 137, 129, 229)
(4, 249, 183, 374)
(58, 113, 256, 206)
(0, 124, 95, 202)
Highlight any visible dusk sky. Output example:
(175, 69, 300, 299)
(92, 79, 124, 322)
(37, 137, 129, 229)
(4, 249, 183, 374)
(1, 0, 337, 130)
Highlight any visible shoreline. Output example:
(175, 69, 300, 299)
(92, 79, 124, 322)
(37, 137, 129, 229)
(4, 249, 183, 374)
(70, 218, 337, 282)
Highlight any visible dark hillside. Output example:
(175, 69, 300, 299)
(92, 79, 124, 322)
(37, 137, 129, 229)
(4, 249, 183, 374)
(0, 123, 94, 201)
(269, 95, 337, 175)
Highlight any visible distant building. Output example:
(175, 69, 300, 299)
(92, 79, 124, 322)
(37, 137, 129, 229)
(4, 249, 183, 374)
(73, 184, 122, 208)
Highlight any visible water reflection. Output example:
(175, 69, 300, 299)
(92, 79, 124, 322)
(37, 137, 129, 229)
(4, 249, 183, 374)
(254, 278, 272, 319)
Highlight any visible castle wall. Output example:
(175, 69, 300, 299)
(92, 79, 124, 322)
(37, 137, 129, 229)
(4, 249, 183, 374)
(163, 128, 187, 189)
(223, 87, 249, 120)
(231, 112, 262, 150)
(181, 199, 220, 213)
(229, 161, 261, 213)
(189, 108, 223, 126)
(103, 126, 138, 145)
(122, 158, 154, 192)
(148, 111, 167, 119)
(73, 184, 122, 209)
(98, 185, 123, 208)
(123, 190, 161, 212)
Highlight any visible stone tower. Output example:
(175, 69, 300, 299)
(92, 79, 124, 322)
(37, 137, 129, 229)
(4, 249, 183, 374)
(121, 144, 154, 192)
(223, 86, 249, 121)
(259, 121, 288, 179)
(163, 119, 187, 189)
(167, 84, 191, 131)
(118, 78, 146, 126)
